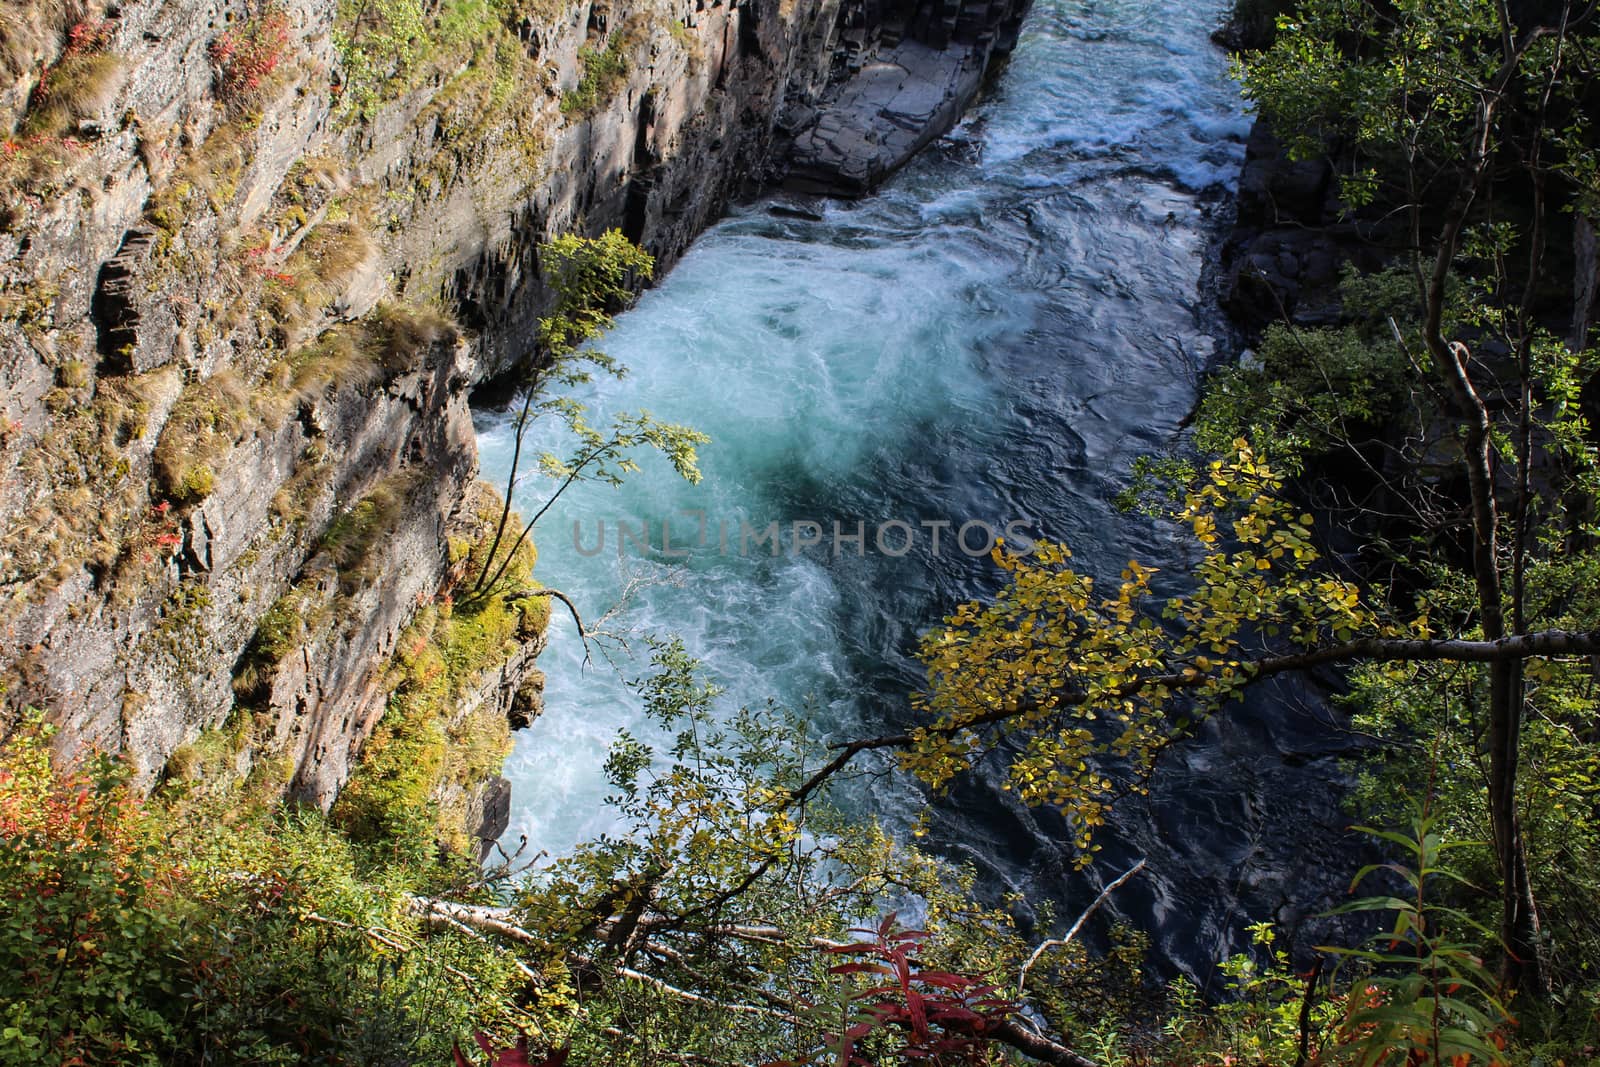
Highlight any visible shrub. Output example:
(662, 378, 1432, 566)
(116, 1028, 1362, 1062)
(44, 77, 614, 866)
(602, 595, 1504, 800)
(331, 586, 527, 856)
(0, 714, 188, 1066)
(0, 712, 530, 1065)
(208, 5, 291, 111)
(332, 486, 542, 855)
(332, 0, 429, 120)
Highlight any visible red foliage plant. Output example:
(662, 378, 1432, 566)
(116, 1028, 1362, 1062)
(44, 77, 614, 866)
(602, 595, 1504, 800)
(135, 499, 185, 562)
(774, 914, 1021, 1067)
(209, 5, 291, 107)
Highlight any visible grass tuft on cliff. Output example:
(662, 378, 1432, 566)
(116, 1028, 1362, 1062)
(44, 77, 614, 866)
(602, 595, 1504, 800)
(560, 33, 628, 117)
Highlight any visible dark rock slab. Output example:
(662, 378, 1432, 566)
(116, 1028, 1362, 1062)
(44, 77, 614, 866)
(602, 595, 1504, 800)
(788, 42, 980, 195)
(1221, 119, 1391, 328)
(783, 0, 1029, 197)
(471, 776, 514, 861)
(92, 227, 171, 375)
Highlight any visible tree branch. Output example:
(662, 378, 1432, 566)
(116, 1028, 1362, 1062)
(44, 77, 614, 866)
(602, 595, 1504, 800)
(985, 1019, 1100, 1067)
(508, 587, 593, 663)
(787, 627, 1600, 805)
(1018, 860, 1147, 996)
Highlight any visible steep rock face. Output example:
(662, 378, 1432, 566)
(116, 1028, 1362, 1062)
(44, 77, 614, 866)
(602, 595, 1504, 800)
(782, 0, 1028, 195)
(0, 0, 1020, 818)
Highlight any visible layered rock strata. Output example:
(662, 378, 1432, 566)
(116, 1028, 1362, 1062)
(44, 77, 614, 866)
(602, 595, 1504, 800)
(0, 0, 1024, 830)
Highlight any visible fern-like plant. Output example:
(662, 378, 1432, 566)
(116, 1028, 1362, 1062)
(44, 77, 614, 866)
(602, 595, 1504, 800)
(1322, 812, 1512, 1066)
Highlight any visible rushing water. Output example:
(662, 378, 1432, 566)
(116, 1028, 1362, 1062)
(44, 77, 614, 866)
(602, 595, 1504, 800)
(480, 0, 1364, 985)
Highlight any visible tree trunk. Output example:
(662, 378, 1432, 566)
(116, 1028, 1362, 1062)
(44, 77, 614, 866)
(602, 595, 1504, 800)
(1433, 337, 1547, 993)
(1486, 659, 1547, 994)
(1573, 215, 1599, 352)
(1420, 73, 1550, 983)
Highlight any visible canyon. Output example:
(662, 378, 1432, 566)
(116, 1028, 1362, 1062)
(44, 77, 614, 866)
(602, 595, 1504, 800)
(0, 0, 1027, 842)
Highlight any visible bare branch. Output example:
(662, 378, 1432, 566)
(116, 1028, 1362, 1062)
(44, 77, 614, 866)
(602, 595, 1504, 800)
(407, 896, 542, 947)
(509, 587, 594, 664)
(1018, 859, 1147, 996)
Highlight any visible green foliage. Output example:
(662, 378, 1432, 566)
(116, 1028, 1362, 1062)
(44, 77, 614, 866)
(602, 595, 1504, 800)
(472, 231, 709, 600)
(1187, 922, 1333, 1064)
(0, 712, 536, 1066)
(530, 229, 654, 376)
(16, 647, 1550, 1067)
(1323, 814, 1513, 1067)
(330, 595, 519, 856)
(1235, 0, 1600, 217)
(333, 0, 541, 123)
(333, 0, 430, 120)
(1065, 821, 1515, 1067)
(1342, 545, 1600, 1018)
(1193, 269, 1417, 472)
(0, 713, 186, 1066)
(334, 484, 542, 856)
(508, 640, 1047, 1067)
(5, 643, 1051, 1067)
(536, 408, 710, 491)
(1235, 0, 1493, 167)
(559, 35, 627, 117)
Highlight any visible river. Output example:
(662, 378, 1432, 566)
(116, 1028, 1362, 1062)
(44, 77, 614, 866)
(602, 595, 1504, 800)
(479, 0, 1363, 986)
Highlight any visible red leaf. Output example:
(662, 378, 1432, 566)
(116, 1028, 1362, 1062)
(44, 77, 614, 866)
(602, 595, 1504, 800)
(830, 961, 892, 977)
(905, 988, 930, 1041)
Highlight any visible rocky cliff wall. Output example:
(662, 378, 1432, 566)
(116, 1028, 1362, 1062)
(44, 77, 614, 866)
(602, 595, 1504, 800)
(0, 0, 1022, 836)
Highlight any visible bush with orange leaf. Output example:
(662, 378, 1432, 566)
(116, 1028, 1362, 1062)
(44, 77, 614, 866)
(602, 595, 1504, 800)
(0, 712, 188, 1065)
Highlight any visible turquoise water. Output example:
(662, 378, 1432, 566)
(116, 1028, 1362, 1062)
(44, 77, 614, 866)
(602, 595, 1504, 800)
(477, 0, 1332, 980)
